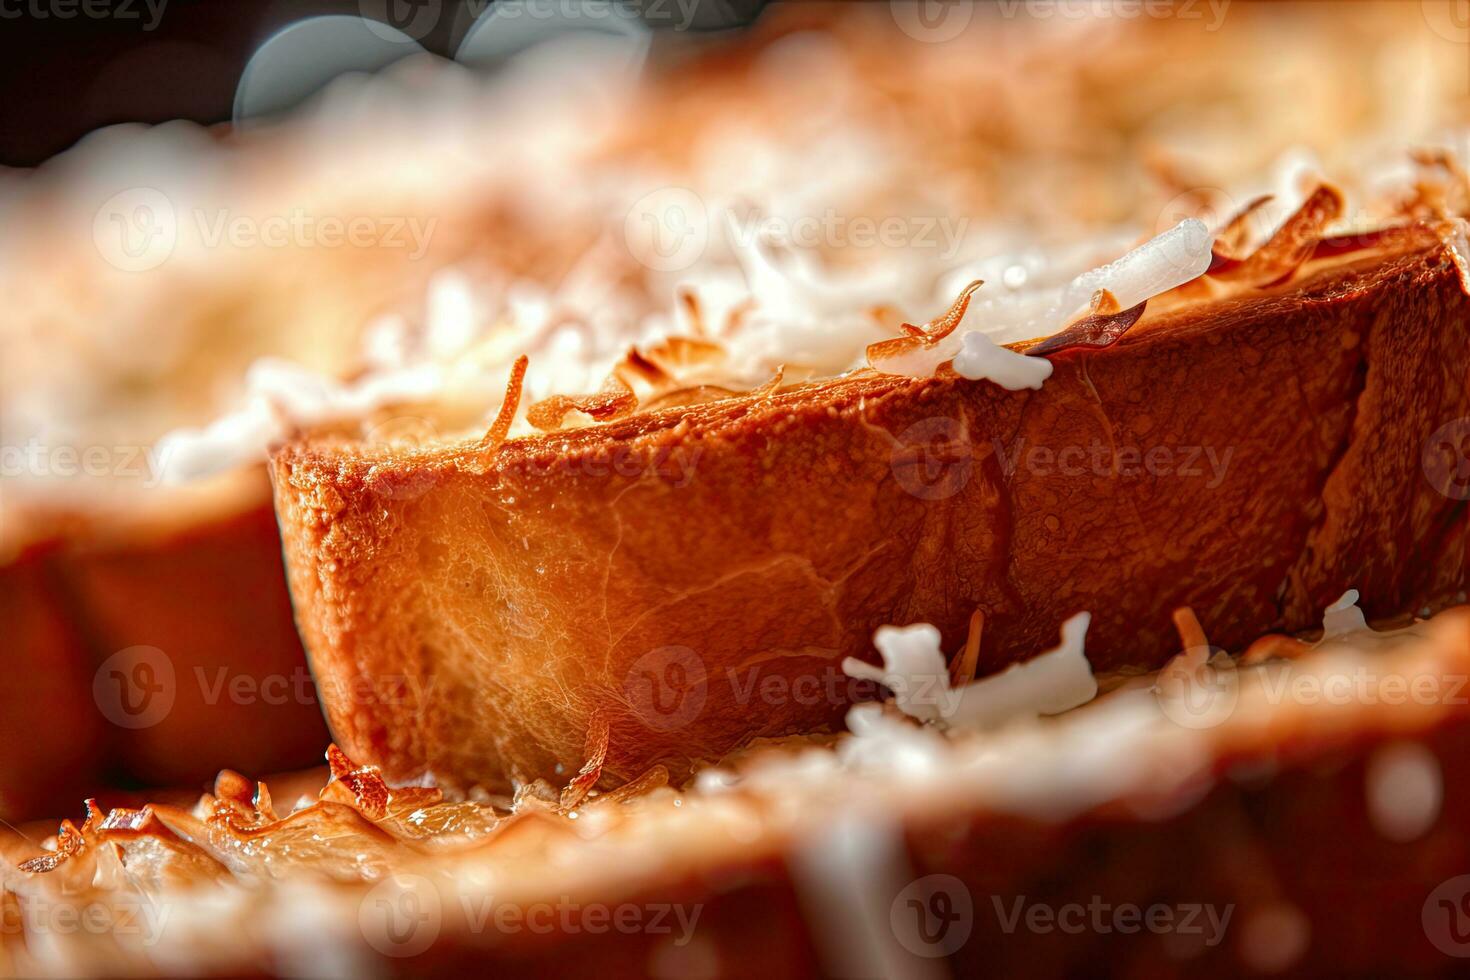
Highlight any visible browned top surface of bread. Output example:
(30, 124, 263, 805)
(272, 227, 1470, 793)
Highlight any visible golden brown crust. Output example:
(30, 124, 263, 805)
(272, 231, 1470, 795)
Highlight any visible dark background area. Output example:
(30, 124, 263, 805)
(0, 0, 768, 167)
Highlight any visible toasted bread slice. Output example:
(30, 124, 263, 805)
(7, 605, 1470, 977)
(271, 226, 1470, 796)
(49, 474, 331, 787)
(0, 471, 329, 815)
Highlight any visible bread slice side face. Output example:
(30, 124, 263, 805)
(271, 235, 1470, 794)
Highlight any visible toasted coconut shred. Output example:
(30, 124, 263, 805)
(148, 169, 1437, 479)
(133, 71, 1470, 484)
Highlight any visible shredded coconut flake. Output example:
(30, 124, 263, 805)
(952, 332, 1054, 389)
(844, 612, 1097, 731)
(1321, 588, 1370, 640)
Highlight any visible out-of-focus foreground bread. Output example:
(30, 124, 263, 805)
(4, 603, 1470, 977)
(272, 225, 1470, 796)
